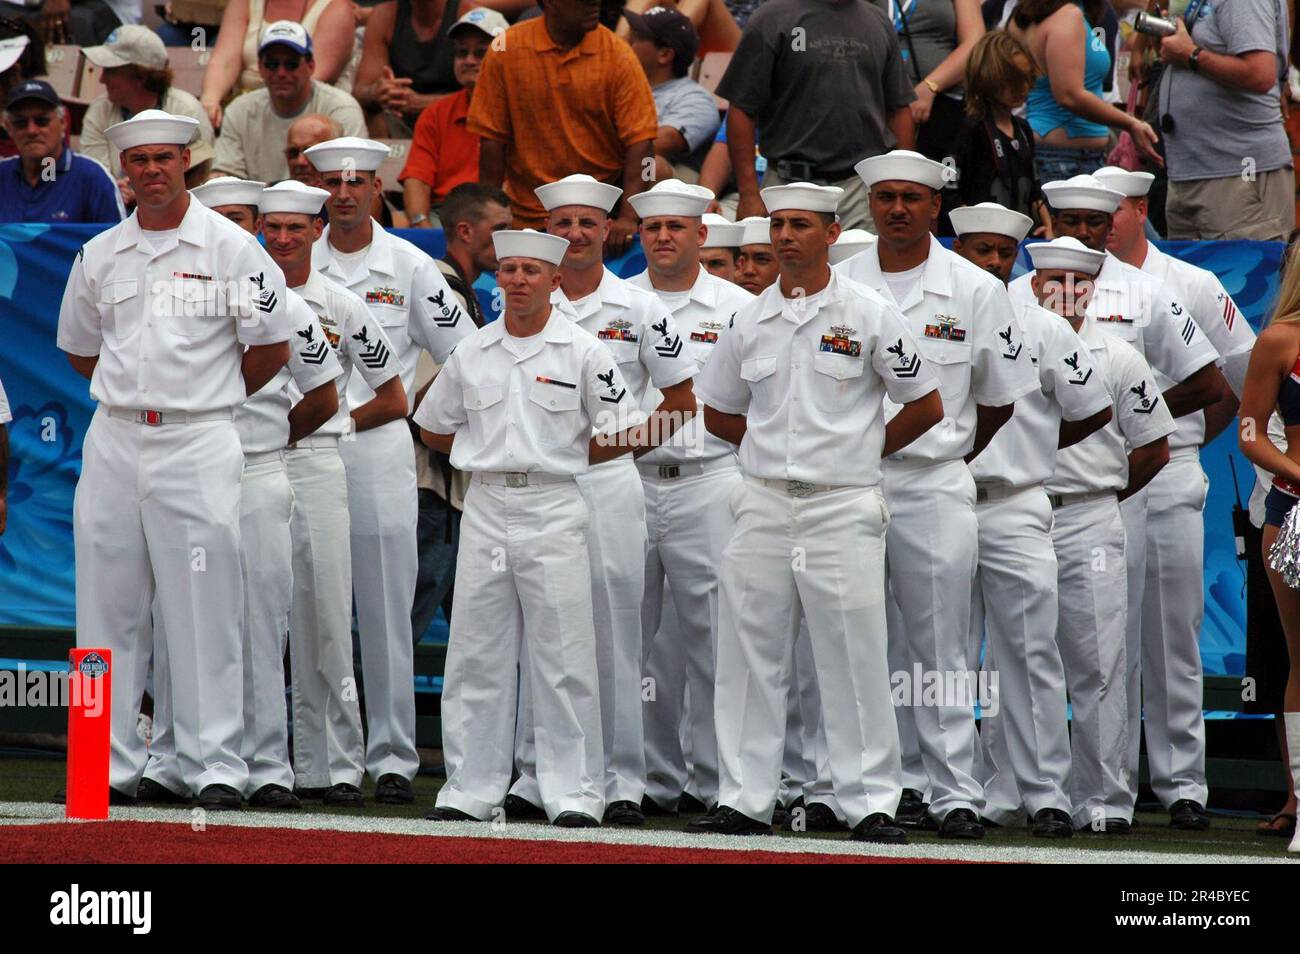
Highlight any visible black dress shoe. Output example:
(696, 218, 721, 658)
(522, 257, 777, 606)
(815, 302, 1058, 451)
(1091, 817, 1132, 835)
(687, 805, 770, 835)
(938, 808, 985, 839)
(1169, 799, 1211, 831)
(895, 788, 935, 829)
(603, 800, 646, 826)
(198, 784, 242, 811)
(426, 805, 480, 821)
(502, 794, 546, 820)
(772, 795, 801, 828)
(553, 811, 600, 828)
(322, 782, 364, 807)
(677, 792, 709, 815)
(794, 801, 848, 832)
(293, 786, 327, 800)
(136, 777, 190, 804)
(1030, 807, 1073, 838)
(641, 795, 677, 816)
(375, 774, 415, 805)
(249, 784, 301, 809)
(850, 813, 908, 844)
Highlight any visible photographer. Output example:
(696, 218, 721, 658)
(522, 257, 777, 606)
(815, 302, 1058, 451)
(1156, 0, 1293, 240)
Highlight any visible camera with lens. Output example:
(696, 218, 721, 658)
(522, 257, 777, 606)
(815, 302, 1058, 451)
(1134, 10, 1178, 36)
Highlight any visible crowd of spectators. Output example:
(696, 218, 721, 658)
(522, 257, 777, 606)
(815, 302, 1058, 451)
(0, 0, 1295, 241)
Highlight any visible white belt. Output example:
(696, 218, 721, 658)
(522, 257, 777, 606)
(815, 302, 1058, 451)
(636, 457, 737, 481)
(475, 471, 574, 488)
(1168, 445, 1201, 462)
(1046, 489, 1115, 510)
(244, 449, 284, 466)
(104, 406, 233, 426)
(286, 435, 340, 450)
(754, 476, 857, 498)
(974, 482, 1038, 504)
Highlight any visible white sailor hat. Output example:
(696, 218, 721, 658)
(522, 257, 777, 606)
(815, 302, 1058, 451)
(535, 173, 622, 213)
(191, 176, 265, 209)
(738, 216, 771, 246)
(303, 136, 391, 172)
(1092, 165, 1155, 198)
(493, 228, 570, 266)
(259, 179, 330, 215)
(701, 213, 745, 248)
(1025, 236, 1106, 275)
(0, 35, 30, 75)
(949, 202, 1034, 242)
(855, 149, 949, 191)
(1041, 174, 1124, 214)
(760, 181, 842, 214)
(104, 108, 200, 152)
(627, 179, 713, 218)
(828, 228, 877, 265)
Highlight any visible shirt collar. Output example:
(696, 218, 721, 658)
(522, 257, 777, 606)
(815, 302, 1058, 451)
(295, 269, 328, 308)
(534, 19, 602, 56)
(848, 234, 953, 299)
(754, 269, 844, 323)
(482, 307, 575, 349)
(552, 267, 629, 317)
(112, 193, 208, 253)
(317, 221, 397, 280)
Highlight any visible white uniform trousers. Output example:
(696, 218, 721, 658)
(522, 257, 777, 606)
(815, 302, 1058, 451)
(1053, 493, 1131, 827)
(1119, 486, 1147, 815)
(883, 457, 983, 818)
(714, 479, 900, 826)
(640, 461, 740, 809)
(778, 617, 819, 808)
(436, 478, 604, 821)
(339, 419, 420, 781)
(1137, 450, 1210, 808)
(969, 485, 1072, 819)
(284, 442, 365, 789)
(973, 672, 1030, 825)
(75, 410, 248, 795)
(513, 459, 648, 807)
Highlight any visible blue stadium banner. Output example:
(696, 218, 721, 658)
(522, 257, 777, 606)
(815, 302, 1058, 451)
(0, 225, 1281, 680)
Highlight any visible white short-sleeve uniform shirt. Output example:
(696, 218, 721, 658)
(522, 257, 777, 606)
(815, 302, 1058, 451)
(696, 270, 940, 488)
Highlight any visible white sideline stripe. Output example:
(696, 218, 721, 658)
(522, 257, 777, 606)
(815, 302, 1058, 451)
(0, 802, 1292, 864)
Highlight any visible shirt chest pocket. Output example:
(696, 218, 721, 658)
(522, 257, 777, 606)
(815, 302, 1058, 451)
(917, 338, 972, 404)
(604, 340, 641, 366)
(812, 350, 866, 412)
(464, 383, 504, 438)
(740, 355, 778, 406)
(373, 305, 410, 352)
(97, 279, 138, 346)
(527, 379, 583, 448)
(164, 278, 223, 339)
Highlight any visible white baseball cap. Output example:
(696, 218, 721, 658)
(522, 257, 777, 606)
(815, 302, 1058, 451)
(701, 213, 745, 248)
(1092, 165, 1155, 198)
(738, 216, 771, 247)
(260, 20, 313, 55)
(259, 179, 330, 215)
(1025, 236, 1106, 274)
(105, 108, 200, 151)
(191, 176, 265, 209)
(627, 179, 713, 218)
(828, 228, 877, 265)
(855, 149, 950, 191)
(304, 136, 391, 172)
(449, 7, 509, 39)
(949, 202, 1034, 242)
(493, 228, 569, 266)
(0, 36, 30, 75)
(1041, 175, 1124, 214)
(760, 181, 843, 214)
(535, 173, 622, 213)
(83, 25, 168, 71)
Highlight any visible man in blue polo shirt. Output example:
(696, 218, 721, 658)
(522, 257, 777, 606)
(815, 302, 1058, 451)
(0, 80, 124, 224)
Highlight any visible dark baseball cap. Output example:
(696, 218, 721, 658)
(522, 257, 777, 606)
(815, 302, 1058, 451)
(5, 79, 60, 110)
(624, 6, 698, 72)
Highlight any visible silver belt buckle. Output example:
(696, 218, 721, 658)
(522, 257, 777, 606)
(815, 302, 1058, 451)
(976, 487, 989, 503)
(787, 479, 816, 498)
(505, 473, 528, 488)
(659, 464, 680, 479)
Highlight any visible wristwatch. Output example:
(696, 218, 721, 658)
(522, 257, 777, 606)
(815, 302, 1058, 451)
(410, 213, 430, 226)
(1188, 46, 1203, 72)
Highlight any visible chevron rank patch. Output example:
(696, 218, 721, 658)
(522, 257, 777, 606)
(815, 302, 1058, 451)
(366, 287, 405, 307)
(295, 323, 332, 365)
(885, 338, 921, 378)
(248, 272, 278, 313)
(351, 325, 391, 369)
(819, 334, 861, 357)
(427, 288, 462, 327)
(1129, 380, 1159, 414)
(997, 324, 1022, 360)
(596, 367, 626, 403)
(650, 317, 682, 358)
(1179, 315, 1196, 345)
(1062, 351, 1092, 385)
(1218, 292, 1238, 330)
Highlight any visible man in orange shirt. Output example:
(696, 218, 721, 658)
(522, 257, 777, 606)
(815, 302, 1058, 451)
(400, 8, 509, 229)
(467, 0, 659, 254)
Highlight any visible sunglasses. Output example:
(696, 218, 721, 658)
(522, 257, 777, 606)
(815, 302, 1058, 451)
(261, 56, 304, 72)
(5, 112, 54, 129)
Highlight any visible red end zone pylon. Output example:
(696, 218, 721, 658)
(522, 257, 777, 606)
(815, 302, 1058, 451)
(66, 648, 112, 820)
